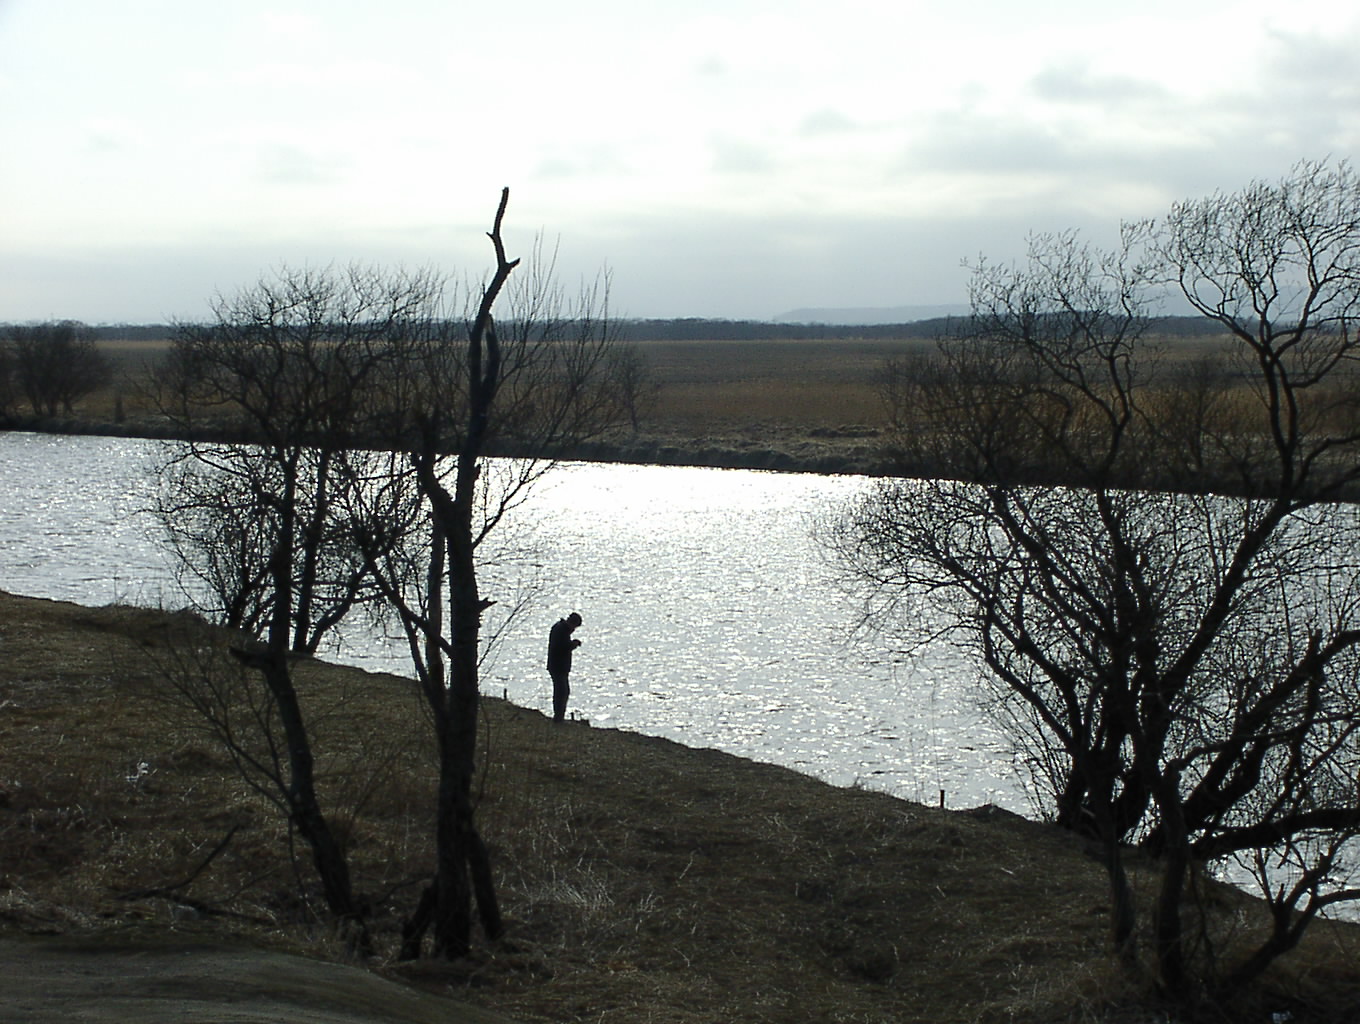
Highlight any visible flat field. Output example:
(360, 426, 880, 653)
(89, 334, 912, 427)
(69, 330, 1252, 476)
(68, 334, 916, 473)
(638, 336, 920, 430)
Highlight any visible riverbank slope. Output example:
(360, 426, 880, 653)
(3, 590, 1359, 1022)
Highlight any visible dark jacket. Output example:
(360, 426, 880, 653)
(547, 618, 578, 675)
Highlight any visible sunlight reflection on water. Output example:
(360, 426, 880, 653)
(0, 433, 1026, 812)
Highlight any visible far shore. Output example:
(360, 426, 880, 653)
(0, 413, 898, 477)
(14, 414, 1360, 504)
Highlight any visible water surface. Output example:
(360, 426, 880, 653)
(0, 432, 1025, 811)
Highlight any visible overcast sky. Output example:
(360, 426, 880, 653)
(1, 0, 1357, 324)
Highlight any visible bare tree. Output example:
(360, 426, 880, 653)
(828, 161, 1360, 997)
(153, 264, 451, 648)
(0, 339, 15, 419)
(150, 263, 456, 943)
(7, 320, 110, 416)
(605, 337, 661, 433)
(346, 190, 629, 959)
(151, 204, 627, 959)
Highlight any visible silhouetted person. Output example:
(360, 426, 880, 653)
(547, 612, 583, 722)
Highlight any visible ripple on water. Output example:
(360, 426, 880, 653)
(0, 434, 1027, 811)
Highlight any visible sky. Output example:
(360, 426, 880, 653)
(1, 0, 1357, 324)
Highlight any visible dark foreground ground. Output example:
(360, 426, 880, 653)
(3, 590, 1360, 1023)
(0, 936, 515, 1024)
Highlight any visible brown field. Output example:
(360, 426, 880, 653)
(65, 332, 1261, 478)
(67, 334, 913, 474)
(87, 334, 911, 432)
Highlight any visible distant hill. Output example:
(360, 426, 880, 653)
(773, 305, 971, 325)
(616, 318, 955, 340)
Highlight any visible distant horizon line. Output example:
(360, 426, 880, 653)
(5, 306, 973, 330)
(4, 312, 1229, 346)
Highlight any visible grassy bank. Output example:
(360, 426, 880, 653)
(3, 590, 1359, 1022)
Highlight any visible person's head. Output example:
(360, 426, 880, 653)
(566, 612, 582, 629)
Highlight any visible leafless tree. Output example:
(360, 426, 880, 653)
(0, 340, 15, 419)
(153, 264, 451, 647)
(344, 190, 630, 959)
(828, 161, 1360, 997)
(605, 337, 661, 433)
(150, 263, 456, 943)
(6, 320, 110, 416)
(150, 202, 627, 959)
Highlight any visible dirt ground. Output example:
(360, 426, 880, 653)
(0, 936, 515, 1023)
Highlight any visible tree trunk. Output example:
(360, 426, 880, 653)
(469, 829, 503, 940)
(429, 524, 504, 956)
(231, 632, 368, 951)
(1153, 777, 1189, 994)
(1088, 791, 1137, 964)
(1106, 844, 1137, 964)
(400, 884, 436, 961)
(255, 652, 368, 948)
(431, 732, 475, 958)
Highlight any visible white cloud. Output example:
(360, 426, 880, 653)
(798, 109, 859, 137)
(1029, 62, 1170, 106)
(0, 0, 1356, 321)
(252, 144, 349, 186)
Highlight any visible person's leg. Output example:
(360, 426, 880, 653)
(551, 670, 570, 721)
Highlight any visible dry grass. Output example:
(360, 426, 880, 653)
(654, 378, 881, 428)
(4, 590, 1360, 1022)
(20, 335, 899, 476)
(634, 337, 902, 443)
(50, 335, 898, 472)
(86, 334, 902, 431)
(73, 331, 1304, 481)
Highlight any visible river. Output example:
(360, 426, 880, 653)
(0, 430, 1025, 812)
